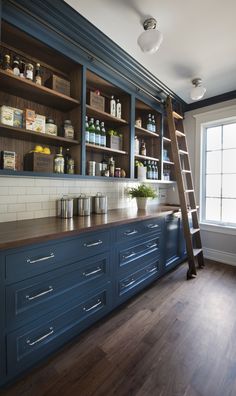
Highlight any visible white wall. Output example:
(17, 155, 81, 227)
(184, 98, 236, 265)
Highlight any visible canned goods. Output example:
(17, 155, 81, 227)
(87, 160, 96, 176)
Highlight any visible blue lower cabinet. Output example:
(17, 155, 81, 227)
(163, 214, 182, 272)
(7, 283, 112, 378)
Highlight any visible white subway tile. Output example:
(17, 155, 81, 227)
(0, 212, 17, 222)
(17, 211, 35, 221)
(8, 203, 26, 213)
(26, 187, 42, 195)
(0, 195, 17, 204)
(0, 204, 7, 214)
(0, 187, 9, 195)
(26, 202, 42, 211)
(8, 186, 26, 195)
(34, 209, 51, 218)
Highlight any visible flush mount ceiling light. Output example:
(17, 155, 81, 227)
(137, 17, 163, 54)
(190, 78, 206, 101)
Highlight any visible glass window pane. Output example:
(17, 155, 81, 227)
(223, 123, 236, 149)
(222, 199, 236, 224)
(206, 126, 221, 151)
(222, 149, 236, 173)
(205, 198, 221, 222)
(206, 151, 221, 174)
(222, 174, 236, 198)
(206, 175, 221, 197)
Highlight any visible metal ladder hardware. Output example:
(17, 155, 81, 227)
(166, 96, 205, 280)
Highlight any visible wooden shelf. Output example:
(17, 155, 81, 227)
(135, 154, 159, 162)
(86, 105, 128, 125)
(135, 178, 176, 184)
(135, 126, 159, 138)
(163, 160, 174, 165)
(0, 69, 80, 111)
(0, 124, 79, 146)
(86, 143, 127, 155)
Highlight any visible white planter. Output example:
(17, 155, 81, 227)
(136, 197, 149, 210)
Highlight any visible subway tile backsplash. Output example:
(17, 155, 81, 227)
(0, 176, 176, 223)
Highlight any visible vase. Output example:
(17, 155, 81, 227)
(136, 197, 149, 210)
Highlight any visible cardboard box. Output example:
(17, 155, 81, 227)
(90, 91, 105, 112)
(0, 106, 14, 126)
(1, 151, 16, 170)
(107, 135, 123, 151)
(24, 152, 54, 173)
(45, 75, 71, 96)
(24, 109, 46, 133)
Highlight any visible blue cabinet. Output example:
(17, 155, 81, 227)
(163, 213, 186, 273)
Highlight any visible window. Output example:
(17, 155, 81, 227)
(201, 120, 236, 227)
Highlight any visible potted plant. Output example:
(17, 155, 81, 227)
(128, 184, 157, 210)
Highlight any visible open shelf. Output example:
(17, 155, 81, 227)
(135, 154, 159, 162)
(0, 69, 80, 111)
(86, 143, 127, 155)
(134, 178, 176, 184)
(163, 160, 174, 165)
(135, 126, 159, 138)
(0, 124, 79, 146)
(86, 105, 128, 125)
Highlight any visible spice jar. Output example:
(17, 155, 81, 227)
(46, 118, 57, 136)
(63, 120, 74, 139)
(114, 167, 121, 178)
(25, 63, 34, 80)
(3, 54, 13, 73)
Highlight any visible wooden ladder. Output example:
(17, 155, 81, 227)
(166, 96, 204, 279)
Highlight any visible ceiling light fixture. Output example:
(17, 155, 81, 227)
(137, 18, 163, 54)
(190, 78, 206, 101)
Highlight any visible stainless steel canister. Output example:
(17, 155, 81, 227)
(57, 196, 73, 218)
(94, 192, 107, 214)
(77, 194, 91, 216)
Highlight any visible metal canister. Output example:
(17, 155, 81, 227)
(57, 196, 73, 218)
(94, 192, 107, 214)
(77, 194, 91, 216)
(87, 161, 96, 176)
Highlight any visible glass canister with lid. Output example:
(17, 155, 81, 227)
(46, 118, 57, 136)
(63, 120, 75, 139)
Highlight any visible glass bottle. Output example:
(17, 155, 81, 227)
(151, 161, 155, 180)
(134, 136, 140, 155)
(12, 56, 20, 76)
(3, 54, 12, 73)
(35, 63, 42, 85)
(64, 148, 75, 174)
(147, 161, 152, 179)
(0, 53, 3, 69)
(88, 118, 95, 145)
(54, 146, 65, 174)
(19, 61, 25, 78)
(151, 115, 156, 133)
(140, 140, 146, 156)
(116, 99, 122, 119)
(101, 156, 109, 176)
(100, 121, 106, 147)
(85, 116, 90, 143)
(95, 120, 101, 146)
(154, 162, 158, 180)
(109, 156, 115, 177)
(146, 114, 152, 131)
(25, 63, 34, 80)
(110, 95, 116, 117)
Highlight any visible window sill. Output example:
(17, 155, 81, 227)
(200, 222, 236, 236)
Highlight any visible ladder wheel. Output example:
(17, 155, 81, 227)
(186, 269, 197, 280)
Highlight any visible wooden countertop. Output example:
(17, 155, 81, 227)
(0, 206, 180, 251)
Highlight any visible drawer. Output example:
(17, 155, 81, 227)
(116, 217, 162, 243)
(119, 235, 160, 267)
(7, 283, 112, 377)
(5, 230, 110, 283)
(6, 252, 110, 330)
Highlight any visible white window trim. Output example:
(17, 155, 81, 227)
(193, 104, 236, 235)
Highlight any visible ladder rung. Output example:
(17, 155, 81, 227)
(176, 130, 185, 137)
(179, 150, 188, 155)
(188, 208, 197, 213)
(193, 248, 202, 257)
(190, 228, 200, 235)
(182, 170, 191, 173)
(173, 111, 183, 120)
(185, 189, 194, 193)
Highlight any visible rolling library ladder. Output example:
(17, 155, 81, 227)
(166, 96, 204, 279)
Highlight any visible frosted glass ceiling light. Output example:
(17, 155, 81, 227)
(190, 78, 206, 101)
(137, 18, 163, 54)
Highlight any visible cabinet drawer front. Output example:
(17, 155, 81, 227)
(140, 218, 162, 234)
(119, 235, 160, 267)
(116, 218, 162, 243)
(6, 253, 110, 329)
(7, 284, 112, 376)
(5, 230, 110, 282)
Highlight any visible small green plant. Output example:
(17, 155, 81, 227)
(128, 184, 157, 199)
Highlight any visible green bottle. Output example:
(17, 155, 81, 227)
(95, 120, 101, 146)
(100, 122, 106, 147)
(89, 118, 95, 145)
(85, 116, 90, 143)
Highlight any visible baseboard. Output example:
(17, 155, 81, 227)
(203, 247, 236, 266)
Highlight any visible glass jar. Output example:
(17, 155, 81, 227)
(25, 63, 34, 80)
(114, 167, 121, 178)
(54, 147, 64, 174)
(63, 120, 74, 139)
(46, 118, 57, 136)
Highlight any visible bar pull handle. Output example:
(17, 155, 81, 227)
(83, 240, 103, 248)
(122, 278, 135, 288)
(122, 252, 136, 260)
(83, 267, 102, 277)
(146, 224, 159, 229)
(27, 252, 55, 264)
(83, 299, 102, 312)
(26, 327, 54, 346)
(146, 243, 158, 249)
(146, 267, 157, 273)
(26, 286, 53, 301)
(124, 230, 138, 236)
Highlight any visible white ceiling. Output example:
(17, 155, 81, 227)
(65, 0, 236, 103)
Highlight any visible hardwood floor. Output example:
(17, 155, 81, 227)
(2, 260, 236, 396)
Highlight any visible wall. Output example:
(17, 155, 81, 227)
(0, 176, 171, 223)
(184, 98, 236, 265)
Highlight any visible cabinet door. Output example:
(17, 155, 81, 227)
(164, 214, 181, 270)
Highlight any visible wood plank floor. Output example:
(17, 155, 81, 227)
(3, 260, 236, 396)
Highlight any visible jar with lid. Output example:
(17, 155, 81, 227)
(46, 118, 57, 136)
(3, 54, 12, 73)
(63, 120, 74, 139)
(108, 157, 115, 177)
(12, 56, 20, 76)
(35, 63, 42, 85)
(54, 146, 64, 174)
(140, 140, 147, 156)
(114, 167, 121, 178)
(65, 148, 75, 174)
(25, 63, 34, 80)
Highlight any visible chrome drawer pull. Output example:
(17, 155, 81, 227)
(83, 267, 102, 277)
(122, 252, 135, 260)
(146, 267, 157, 273)
(26, 286, 53, 301)
(146, 224, 159, 229)
(83, 240, 103, 248)
(26, 327, 54, 346)
(122, 279, 135, 288)
(124, 230, 138, 236)
(146, 243, 158, 249)
(27, 252, 55, 264)
(83, 299, 102, 312)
